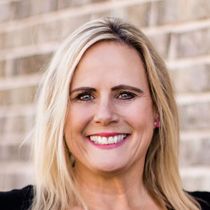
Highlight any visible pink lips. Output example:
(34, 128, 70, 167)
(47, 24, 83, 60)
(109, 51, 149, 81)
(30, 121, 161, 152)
(89, 132, 125, 137)
(87, 132, 129, 150)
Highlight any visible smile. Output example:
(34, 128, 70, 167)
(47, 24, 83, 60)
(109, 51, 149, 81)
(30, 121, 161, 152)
(89, 134, 127, 145)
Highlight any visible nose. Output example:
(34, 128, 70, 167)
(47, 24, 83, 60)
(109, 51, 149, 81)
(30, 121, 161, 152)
(93, 98, 119, 126)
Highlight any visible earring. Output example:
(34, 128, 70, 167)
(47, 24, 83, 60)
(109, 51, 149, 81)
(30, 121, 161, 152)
(154, 119, 160, 128)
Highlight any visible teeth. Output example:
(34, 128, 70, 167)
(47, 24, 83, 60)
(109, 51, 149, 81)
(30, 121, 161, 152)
(89, 134, 127, 145)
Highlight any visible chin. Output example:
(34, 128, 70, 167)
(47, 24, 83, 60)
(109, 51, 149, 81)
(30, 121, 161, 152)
(89, 160, 128, 175)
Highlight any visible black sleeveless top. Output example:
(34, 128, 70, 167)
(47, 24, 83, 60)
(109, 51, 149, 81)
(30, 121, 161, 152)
(0, 185, 210, 210)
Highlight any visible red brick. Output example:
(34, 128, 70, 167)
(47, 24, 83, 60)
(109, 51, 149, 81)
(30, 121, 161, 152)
(122, 3, 151, 28)
(0, 3, 151, 49)
(57, 0, 91, 9)
(11, 53, 52, 76)
(0, 2, 14, 22)
(183, 0, 210, 20)
(91, 3, 151, 28)
(0, 143, 31, 162)
(0, 0, 58, 22)
(180, 138, 210, 167)
(0, 85, 37, 106)
(170, 64, 210, 94)
(90, 0, 106, 3)
(0, 167, 33, 191)
(0, 117, 6, 136)
(0, 61, 6, 77)
(0, 32, 6, 49)
(175, 28, 210, 58)
(148, 33, 170, 59)
(179, 102, 210, 130)
(51, 15, 91, 42)
(181, 171, 210, 191)
(30, 16, 90, 45)
(30, 0, 57, 16)
(2, 26, 34, 49)
(0, 115, 34, 135)
(151, 0, 210, 25)
(11, 0, 31, 20)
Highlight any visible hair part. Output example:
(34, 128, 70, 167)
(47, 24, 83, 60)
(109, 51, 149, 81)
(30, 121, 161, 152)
(31, 17, 200, 210)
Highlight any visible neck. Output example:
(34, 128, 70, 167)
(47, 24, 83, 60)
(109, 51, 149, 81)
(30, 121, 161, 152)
(73, 162, 160, 210)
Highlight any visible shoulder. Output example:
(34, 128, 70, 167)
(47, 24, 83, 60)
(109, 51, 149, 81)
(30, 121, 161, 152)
(0, 185, 33, 210)
(188, 191, 210, 210)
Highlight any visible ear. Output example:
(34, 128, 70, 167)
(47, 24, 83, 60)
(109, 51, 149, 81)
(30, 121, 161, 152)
(153, 111, 160, 129)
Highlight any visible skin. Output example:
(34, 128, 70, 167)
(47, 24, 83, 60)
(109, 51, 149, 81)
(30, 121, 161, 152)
(64, 41, 160, 210)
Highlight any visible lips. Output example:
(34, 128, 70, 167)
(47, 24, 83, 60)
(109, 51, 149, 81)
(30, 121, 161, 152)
(89, 134, 127, 145)
(86, 132, 130, 148)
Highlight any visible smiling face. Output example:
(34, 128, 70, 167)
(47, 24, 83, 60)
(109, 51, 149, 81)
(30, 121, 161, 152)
(64, 41, 156, 175)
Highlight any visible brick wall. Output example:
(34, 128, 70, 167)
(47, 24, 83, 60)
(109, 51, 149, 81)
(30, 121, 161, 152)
(0, 0, 210, 191)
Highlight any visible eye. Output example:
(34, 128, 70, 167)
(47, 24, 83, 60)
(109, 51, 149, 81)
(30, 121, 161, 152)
(116, 91, 137, 100)
(75, 92, 95, 101)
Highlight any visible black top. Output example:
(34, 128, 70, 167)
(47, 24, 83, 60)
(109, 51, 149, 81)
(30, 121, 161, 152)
(0, 185, 210, 210)
(0, 185, 33, 210)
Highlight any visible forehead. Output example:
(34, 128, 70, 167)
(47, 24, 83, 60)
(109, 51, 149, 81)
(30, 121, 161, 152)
(78, 40, 142, 66)
(71, 40, 148, 88)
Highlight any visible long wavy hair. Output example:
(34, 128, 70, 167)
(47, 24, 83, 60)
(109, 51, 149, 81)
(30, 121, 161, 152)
(31, 17, 200, 210)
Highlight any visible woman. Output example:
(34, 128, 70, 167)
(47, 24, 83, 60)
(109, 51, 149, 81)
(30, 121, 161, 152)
(0, 17, 210, 210)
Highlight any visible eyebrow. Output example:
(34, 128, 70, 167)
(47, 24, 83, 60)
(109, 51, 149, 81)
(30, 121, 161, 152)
(70, 87, 96, 94)
(70, 84, 144, 94)
(111, 84, 144, 93)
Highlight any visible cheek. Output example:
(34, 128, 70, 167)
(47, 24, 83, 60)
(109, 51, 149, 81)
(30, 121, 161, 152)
(64, 105, 93, 149)
(64, 113, 84, 158)
(119, 102, 154, 128)
(66, 105, 92, 132)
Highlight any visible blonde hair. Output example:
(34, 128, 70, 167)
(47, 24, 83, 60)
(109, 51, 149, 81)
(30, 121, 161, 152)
(31, 17, 200, 210)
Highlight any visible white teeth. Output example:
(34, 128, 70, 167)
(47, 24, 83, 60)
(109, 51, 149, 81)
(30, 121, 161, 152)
(89, 134, 127, 145)
(102, 137, 107, 144)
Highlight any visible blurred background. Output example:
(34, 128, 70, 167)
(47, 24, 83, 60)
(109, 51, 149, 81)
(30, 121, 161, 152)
(0, 0, 210, 191)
